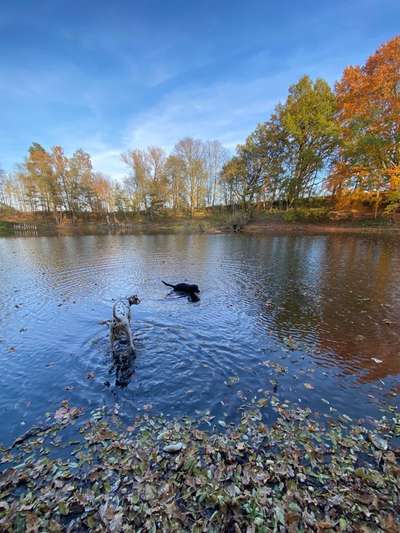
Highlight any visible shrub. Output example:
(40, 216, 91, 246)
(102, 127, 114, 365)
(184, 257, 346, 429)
(384, 191, 400, 215)
(225, 211, 251, 227)
(282, 207, 331, 223)
(0, 221, 13, 235)
(208, 209, 251, 228)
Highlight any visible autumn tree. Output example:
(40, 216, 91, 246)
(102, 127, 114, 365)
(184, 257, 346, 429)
(277, 76, 338, 205)
(51, 146, 73, 219)
(90, 172, 113, 213)
(121, 149, 149, 211)
(0, 167, 6, 206)
(145, 146, 168, 217)
(0, 169, 21, 211)
(173, 137, 207, 215)
(164, 154, 187, 211)
(331, 36, 400, 216)
(78, 151, 98, 212)
(112, 182, 131, 214)
(23, 143, 63, 218)
(121, 146, 168, 216)
(242, 119, 287, 208)
(202, 140, 230, 206)
(223, 76, 338, 210)
(220, 144, 264, 211)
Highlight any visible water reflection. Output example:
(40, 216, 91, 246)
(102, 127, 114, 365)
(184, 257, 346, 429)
(217, 234, 398, 380)
(0, 233, 399, 446)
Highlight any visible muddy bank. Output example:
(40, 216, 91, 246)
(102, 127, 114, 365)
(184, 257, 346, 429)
(54, 220, 225, 235)
(1, 216, 400, 237)
(0, 219, 224, 236)
(241, 220, 400, 235)
(36, 220, 400, 237)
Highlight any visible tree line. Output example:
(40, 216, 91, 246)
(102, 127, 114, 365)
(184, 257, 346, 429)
(1, 36, 399, 220)
(221, 36, 399, 216)
(0, 139, 230, 221)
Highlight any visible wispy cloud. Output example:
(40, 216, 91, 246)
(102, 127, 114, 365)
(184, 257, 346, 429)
(125, 79, 278, 151)
(121, 48, 345, 153)
(91, 148, 126, 180)
(1, 0, 398, 179)
(79, 51, 364, 178)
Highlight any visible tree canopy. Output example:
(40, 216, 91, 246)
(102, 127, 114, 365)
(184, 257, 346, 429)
(329, 36, 400, 213)
(1, 36, 399, 219)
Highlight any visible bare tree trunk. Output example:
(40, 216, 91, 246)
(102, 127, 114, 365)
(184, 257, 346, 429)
(374, 191, 380, 219)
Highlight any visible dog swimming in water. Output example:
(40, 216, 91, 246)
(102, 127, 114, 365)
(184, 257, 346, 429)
(162, 281, 200, 302)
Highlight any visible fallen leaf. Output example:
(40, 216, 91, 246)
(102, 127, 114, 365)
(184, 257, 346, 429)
(225, 376, 240, 386)
(257, 398, 268, 407)
(54, 400, 82, 424)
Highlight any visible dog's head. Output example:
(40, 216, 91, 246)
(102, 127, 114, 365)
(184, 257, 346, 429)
(128, 295, 141, 305)
(192, 284, 200, 293)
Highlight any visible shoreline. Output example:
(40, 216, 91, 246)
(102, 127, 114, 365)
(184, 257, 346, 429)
(2, 218, 400, 237)
(1, 399, 398, 531)
(240, 221, 400, 235)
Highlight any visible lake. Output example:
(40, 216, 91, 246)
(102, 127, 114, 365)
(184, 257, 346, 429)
(0, 232, 399, 447)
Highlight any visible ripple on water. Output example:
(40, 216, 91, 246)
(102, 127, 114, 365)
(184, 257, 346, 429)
(0, 233, 399, 446)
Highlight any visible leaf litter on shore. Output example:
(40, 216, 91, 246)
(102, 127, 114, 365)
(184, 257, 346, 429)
(0, 396, 399, 531)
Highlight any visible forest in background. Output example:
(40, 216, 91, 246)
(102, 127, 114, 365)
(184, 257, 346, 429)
(0, 36, 399, 224)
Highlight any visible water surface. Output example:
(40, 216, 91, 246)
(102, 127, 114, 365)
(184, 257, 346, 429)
(0, 233, 399, 446)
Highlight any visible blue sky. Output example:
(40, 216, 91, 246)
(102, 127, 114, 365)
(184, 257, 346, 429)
(1, 0, 399, 179)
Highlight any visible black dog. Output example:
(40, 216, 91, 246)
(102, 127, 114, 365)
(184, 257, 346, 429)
(162, 281, 200, 302)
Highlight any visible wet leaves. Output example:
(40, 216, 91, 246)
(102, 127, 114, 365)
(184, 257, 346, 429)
(54, 400, 83, 424)
(257, 398, 268, 407)
(259, 360, 287, 374)
(225, 375, 240, 386)
(0, 400, 399, 532)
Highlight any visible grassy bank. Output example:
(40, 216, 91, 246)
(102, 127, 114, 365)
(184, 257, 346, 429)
(0, 398, 399, 531)
(0, 221, 14, 236)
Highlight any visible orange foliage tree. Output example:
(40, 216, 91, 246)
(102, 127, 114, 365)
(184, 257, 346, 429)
(330, 36, 400, 216)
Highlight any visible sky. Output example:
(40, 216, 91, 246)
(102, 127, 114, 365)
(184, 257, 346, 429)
(1, 0, 399, 179)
